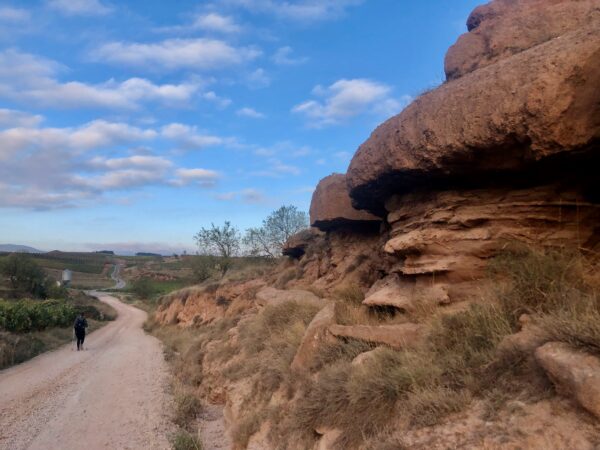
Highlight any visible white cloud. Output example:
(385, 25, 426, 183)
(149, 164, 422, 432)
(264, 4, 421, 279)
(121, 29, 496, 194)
(293, 78, 408, 127)
(174, 168, 220, 187)
(220, 0, 364, 22)
(246, 68, 271, 89)
(0, 6, 30, 22)
(0, 50, 201, 109)
(0, 109, 44, 128)
(161, 123, 227, 149)
(47, 0, 112, 16)
(94, 38, 260, 71)
(272, 46, 308, 65)
(193, 13, 242, 33)
(0, 119, 223, 210)
(202, 91, 232, 109)
(236, 107, 265, 119)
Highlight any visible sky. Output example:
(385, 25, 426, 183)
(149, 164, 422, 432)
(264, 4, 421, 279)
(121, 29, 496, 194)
(0, 0, 482, 255)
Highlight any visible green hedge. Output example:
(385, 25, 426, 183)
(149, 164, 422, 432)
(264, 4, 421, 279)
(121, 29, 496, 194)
(0, 299, 76, 333)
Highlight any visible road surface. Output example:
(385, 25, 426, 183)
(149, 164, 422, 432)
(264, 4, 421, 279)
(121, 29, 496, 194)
(0, 292, 173, 450)
(111, 263, 126, 289)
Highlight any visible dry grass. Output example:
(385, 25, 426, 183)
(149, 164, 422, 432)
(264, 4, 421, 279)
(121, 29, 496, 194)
(174, 390, 202, 431)
(171, 430, 203, 450)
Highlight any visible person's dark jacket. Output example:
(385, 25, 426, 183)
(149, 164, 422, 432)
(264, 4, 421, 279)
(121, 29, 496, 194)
(74, 316, 88, 336)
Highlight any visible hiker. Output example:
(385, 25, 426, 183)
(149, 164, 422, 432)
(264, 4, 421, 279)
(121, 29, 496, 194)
(73, 312, 88, 351)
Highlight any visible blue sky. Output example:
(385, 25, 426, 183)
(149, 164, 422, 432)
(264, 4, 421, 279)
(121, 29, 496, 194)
(0, 0, 481, 254)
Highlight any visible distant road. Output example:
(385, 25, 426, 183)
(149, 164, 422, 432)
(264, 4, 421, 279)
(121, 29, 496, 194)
(0, 292, 172, 450)
(110, 262, 126, 289)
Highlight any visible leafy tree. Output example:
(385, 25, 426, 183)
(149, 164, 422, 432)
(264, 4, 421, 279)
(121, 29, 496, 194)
(194, 221, 240, 276)
(0, 254, 48, 298)
(244, 205, 309, 257)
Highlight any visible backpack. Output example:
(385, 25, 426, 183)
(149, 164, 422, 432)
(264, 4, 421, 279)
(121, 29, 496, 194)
(74, 317, 86, 332)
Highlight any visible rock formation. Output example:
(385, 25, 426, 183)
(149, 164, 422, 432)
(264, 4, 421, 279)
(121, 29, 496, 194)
(310, 173, 381, 231)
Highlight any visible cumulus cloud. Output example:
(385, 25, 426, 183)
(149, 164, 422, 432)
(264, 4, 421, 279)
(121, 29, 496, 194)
(173, 168, 220, 187)
(292, 78, 408, 127)
(0, 50, 201, 109)
(0, 109, 44, 128)
(161, 123, 228, 150)
(47, 0, 112, 16)
(272, 46, 308, 65)
(94, 38, 260, 71)
(0, 119, 223, 209)
(193, 13, 242, 33)
(236, 107, 264, 119)
(220, 0, 364, 21)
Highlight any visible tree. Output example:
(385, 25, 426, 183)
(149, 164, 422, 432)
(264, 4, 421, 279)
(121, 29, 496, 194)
(244, 205, 309, 257)
(131, 278, 156, 299)
(194, 221, 240, 277)
(0, 254, 48, 297)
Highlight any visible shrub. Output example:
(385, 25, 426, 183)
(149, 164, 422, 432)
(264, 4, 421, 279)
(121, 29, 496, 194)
(171, 430, 202, 450)
(174, 391, 202, 431)
(0, 299, 76, 332)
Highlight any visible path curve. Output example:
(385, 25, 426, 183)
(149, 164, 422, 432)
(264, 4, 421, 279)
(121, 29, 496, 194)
(0, 292, 173, 450)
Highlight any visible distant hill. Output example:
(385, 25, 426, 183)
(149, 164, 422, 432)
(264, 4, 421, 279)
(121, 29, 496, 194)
(0, 244, 44, 253)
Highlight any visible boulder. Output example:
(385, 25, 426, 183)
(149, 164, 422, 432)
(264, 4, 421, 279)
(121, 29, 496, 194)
(282, 228, 322, 258)
(328, 323, 425, 350)
(291, 303, 336, 371)
(347, 21, 600, 214)
(255, 287, 326, 309)
(310, 173, 381, 230)
(445, 0, 600, 80)
(535, 342, 600, 420)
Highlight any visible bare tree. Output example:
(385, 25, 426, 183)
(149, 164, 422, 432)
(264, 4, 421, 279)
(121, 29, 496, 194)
(194, 221, 240, 276)
(244, 205, 308, 257)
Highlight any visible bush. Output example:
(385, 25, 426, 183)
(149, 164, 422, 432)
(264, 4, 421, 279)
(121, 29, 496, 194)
(171, 430, 202, 450)
(0, 299, 76, 332)
(131, 278, 157, 299)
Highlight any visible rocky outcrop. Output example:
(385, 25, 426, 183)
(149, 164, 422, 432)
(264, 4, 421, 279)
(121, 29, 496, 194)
(255, 286, 326, 309)
(445, 0, 600, 80)
(282, 228, 322, 258)
(328, 323, 425, 349)
(291, 302, 336, 371)
(535, 342, 600, 419)
(310, 173, 381, 230)
(155, 279, 264, 326)
(347, 19, 600, 215)
(362, 273, 449, 311)
(384, 186, 600, 281)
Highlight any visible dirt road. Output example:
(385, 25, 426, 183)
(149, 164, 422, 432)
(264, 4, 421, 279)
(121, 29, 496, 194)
(0, 293, 173, 450)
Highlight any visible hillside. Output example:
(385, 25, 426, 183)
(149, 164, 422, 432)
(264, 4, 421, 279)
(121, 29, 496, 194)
(0, 244, 43, 253)
(147, 0, 600, 449)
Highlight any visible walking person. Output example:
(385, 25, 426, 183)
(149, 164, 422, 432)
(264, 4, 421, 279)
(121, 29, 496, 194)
(73, 312, 88, 351)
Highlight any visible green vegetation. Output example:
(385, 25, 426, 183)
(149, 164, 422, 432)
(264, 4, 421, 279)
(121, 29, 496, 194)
(0, 293, 116, 369)
(0, 299, 75, 332)
(171, 430, 202, 450)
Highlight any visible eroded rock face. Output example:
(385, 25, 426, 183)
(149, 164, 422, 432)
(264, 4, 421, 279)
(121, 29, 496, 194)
(347, 20, 600, 214)
(445, 0, 600, 80)
(310, 173, 381, 230)
(282, 228, 322, 258)
(384, 185, 600, 282)
(535, 342, 600, 419)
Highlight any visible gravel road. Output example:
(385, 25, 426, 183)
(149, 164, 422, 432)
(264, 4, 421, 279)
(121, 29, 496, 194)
(0, 292, 173, 450)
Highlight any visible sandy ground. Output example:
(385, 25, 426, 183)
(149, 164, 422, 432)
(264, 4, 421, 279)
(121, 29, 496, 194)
(0, 292, 174, 450)
(199, 404, 231, 450)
